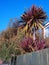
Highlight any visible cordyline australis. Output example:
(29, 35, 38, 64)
(20, 37, 47, 52)
(21, 5, 47, 40)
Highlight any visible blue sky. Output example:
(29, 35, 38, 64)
(0, 0, 49, 32)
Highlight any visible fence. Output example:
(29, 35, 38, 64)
(11, 48, 49, 65)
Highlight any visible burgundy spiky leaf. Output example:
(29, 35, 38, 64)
(21, 5, 47, 24)
(20, 37, 47, 52)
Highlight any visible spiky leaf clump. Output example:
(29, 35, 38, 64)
(20, 37, 46, 52)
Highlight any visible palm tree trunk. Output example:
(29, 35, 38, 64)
(42, 28, 44, 39)
(33, 28, 36, 40)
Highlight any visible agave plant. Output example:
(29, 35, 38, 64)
(21, 5, 47, 40)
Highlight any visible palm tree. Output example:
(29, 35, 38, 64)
(21, 5, 47, 40)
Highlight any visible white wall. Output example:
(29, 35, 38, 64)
(44, 27, 49, 38)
